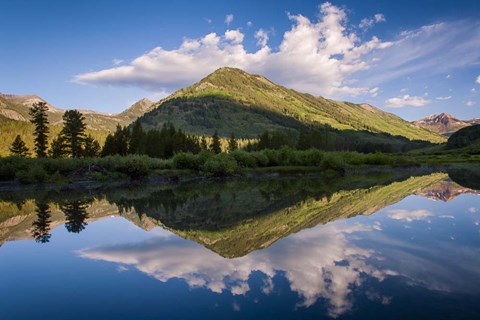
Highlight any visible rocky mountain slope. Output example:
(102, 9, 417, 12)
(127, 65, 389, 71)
(412, 113, 480, 136)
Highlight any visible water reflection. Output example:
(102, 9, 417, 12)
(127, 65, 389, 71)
(31, 202, 52, 243)
(0, 168, 479, 318)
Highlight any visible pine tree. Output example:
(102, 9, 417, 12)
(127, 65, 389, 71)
(9, 135, 30, 157)
(83, 135, 101, 157)
(29, 101, 49, 157)
(128, 119, 145, 154)
(49, 135, 67, 158)
(228, 132, 238, 152)
(200, 136, 208, 150)
(61, 110, 86, 157)
(210, 130, 222, 154)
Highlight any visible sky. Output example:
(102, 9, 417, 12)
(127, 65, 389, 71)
(0, 0, 479, 120)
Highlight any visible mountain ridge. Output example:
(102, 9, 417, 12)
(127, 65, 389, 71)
(412, 112, 480, 136)
(140, 67, 445, 144)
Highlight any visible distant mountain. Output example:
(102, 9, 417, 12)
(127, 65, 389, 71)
(412, 113, 480, 136)
(0, 93, 153, 131)
(415, 178, 480, 201)
(140, 67, 445, 144)
(0, 93, 154, 156)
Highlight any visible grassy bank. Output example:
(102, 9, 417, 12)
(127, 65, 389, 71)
(0, 148, 478, 184)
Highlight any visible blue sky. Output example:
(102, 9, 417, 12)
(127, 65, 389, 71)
(0, 0, 479, 120)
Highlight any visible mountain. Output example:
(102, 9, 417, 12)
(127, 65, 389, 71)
(0, 172, 466, 256)
(0, 93, 153, 131)
(0, 94, 154, 156)
(414, 178, 480, 201)
(412, 113, 480, 136)
(139, 67, 445, 144)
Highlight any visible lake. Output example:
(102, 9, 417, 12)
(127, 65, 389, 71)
(1, 169, 479, 319)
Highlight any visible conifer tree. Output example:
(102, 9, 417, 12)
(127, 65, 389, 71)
(61, 110, 86, 157)
(228, 132, 237, 152)
(83, 135, 101, 157)
(9, 135, 30, 157)
(128, 119, 145, 154)
(210, 130, 222, 154)
(49, 135, 67, 158)
(200, 136, 208, 150)
(29, 101, 49, 157)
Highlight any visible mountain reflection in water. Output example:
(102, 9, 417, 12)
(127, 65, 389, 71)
(0, 169, 479, 319)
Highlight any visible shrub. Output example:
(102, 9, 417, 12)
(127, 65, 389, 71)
(201, 153, 238, 176)
(321, 153, 346, 171)
(230, 150, 257, 168)
(15, 165, 48, 184)
(173, 152, 200, 170)
(116, 157, 150, 178)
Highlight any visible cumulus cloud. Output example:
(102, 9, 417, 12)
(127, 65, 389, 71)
(254, 28, 269, 47)
(476, 75, 480, 84)
(388, 209, 433, 222)
(79, 222, 393, 318)
(384, 95, 430, 108)
(225, 14, 234, 26)
(247, 21, 253, 27)
(74, 2, 392, 97)
(359, 13, 386, 30)
(74, 4, 480, 102)
(466, 100, 476, 106)
(435, 96, 452, 100)
(224, 29, 244, 44)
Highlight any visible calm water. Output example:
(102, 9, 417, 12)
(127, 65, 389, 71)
(1, 170, 479, 319)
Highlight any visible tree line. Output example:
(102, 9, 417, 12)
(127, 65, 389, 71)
(9, 101, 240, 159)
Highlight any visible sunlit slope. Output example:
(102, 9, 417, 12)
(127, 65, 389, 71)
(141, 67, 445, 143)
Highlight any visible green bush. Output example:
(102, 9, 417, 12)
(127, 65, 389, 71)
(230, 150, 257, 168)
(15, 164, 48, 184)
(201, 153, 238, 176)
(173, 152, 200, 170)
(116, 157, 150, 178)
(321, 153, 346, 170)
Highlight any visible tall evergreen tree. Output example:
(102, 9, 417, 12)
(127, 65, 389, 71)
(61, 110, 86, 158)
(49, 135, 67, 158)
(83, 135, 101, 157)
(29, 101, 49, 157)
(129, 119, 145, 154)
(228, 132, 237, 152)
(200, 136, 208, 150)
(9, 135, 30, 157)
(210, 130, 222, 154)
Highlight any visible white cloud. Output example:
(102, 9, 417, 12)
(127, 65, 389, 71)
(435, 96, 452, 100)
(254, 28, 269, 47)
(476, 75, 480, 84)
(112, 59, 124, 65)
(80, 222, 393, 318)
(369, 87, 379, 97)
(466, 100, 476, 106)
(225, 14, 234, 26)
(359, 13, 386, 30)
(205, 18, 212, 24)
(472, 88, 477, 93)
(388, 209, 433, 222)
(74, 3, 391, 97)
(247, 21, 253, 27)
(361, 21, 480, 88)
(224, 29, 244, 44)
(384, 95, 430, 108)
(446, 74, 451, 79)
(468, 207, 478, 213)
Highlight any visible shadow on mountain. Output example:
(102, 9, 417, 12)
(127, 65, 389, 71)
(141, 94, 436, 152)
